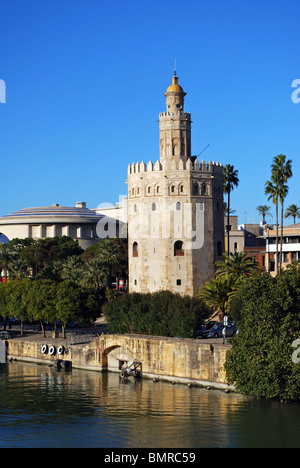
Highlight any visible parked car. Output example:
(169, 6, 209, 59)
(194, 321, 218, 338)
(199, 321, 238, 339)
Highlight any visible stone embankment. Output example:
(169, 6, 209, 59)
(5, 326, 234, 392)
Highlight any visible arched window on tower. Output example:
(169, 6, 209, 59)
(176, 202, 181, 211)
(192, 182, 199, 196)
(152, 202, 156, 211)
(133, 242, 139, 258)
(174, 240, 184, 256)
(201, 182, 207, 196)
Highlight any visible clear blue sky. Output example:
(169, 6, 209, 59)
(0, 0, 299, 225)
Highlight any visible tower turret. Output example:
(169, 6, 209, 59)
(159, 73, 191, 169)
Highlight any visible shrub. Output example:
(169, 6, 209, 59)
(103, 290, 210, 338)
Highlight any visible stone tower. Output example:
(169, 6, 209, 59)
(127, 72, 224, 296)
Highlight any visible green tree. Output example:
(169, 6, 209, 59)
(6, 279, 31, 335)
(9, 257, 30, 279)
(82, 259, 108, 290)
(215, 252, 260, 279)
(22, 237, 83, 277)
(198, 275, 241, 320)
(225, 267, 300, 401)
(82, 238, 127, 289)
(285, 204, 300, 224)
(27, 280, 57, 337)
(223, 164, 239, 254)
(60, 256, 85, 284)
(0, 281, 16, 329)
(256, 205, 272, 224)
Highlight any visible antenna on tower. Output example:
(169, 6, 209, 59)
(198, 144, 210, 157)
(174, 58, 177, 76)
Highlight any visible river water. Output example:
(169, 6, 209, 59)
(0, 361, 300, 448)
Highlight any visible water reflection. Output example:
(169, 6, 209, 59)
(0, 361, 300, 448)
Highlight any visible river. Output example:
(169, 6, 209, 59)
(0, 361, 300, 448)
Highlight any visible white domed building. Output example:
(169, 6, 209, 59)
(0, 202, 104, 250)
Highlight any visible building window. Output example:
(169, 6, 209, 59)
(133, 242, 138, 257)
(201, 182, 207, 195)
(148, 186, 151, 194)
(134, 204, 137, 213)
(171, 185, 175, 194)
(156, 186, 160, 194)
(176, 279, 182, 286)
(180, 185, 184, 193)
(192, 182, 199, 195)
(134, 279, 137, 285)
(152, 202, 156, 211)
(174, 240, 184, 256)
(176, 202, 181, 211)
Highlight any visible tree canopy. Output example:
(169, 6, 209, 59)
(225, 264, 300, 401)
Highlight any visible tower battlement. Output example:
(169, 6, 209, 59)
(128, 159, 223, 177)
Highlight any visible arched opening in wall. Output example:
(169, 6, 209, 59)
(170, 185, 175, 194)
(102, 345, 134, 371)
(133, 242, 139, 257)
(101, 345, 121, 370)
(152, 202, 156, 211)
(180, 184, 184, 193)
(201, 182, 207, 196)
(174, 240, 184, 256)
(176, 202, 181, 211)
(156, 186, 160, 194)
(192, 182, 199, 195)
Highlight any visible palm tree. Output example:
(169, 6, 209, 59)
(265, 177, 279, 274)
(256, 205, 272, 224)
(0, 244, 17, 281)
(223, 164, 239, 254)
(271, 154, 293, 273)
(285, 204, 300, 224)
(96, 239, 120, 287)
(198, 274, 241, 320)
(60, 256, 85, 284)
(82, 259, 108, 290)
(9, 257, 30, 278)
(215, 252, 260, 279)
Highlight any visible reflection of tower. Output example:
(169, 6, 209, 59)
(127, 73, 224, 296)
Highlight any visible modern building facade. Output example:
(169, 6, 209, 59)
(0, 202, 103, 250)
(225, 215, 267, 268)
(127, 73, 224, 296)
(265, 223, 300, 274)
